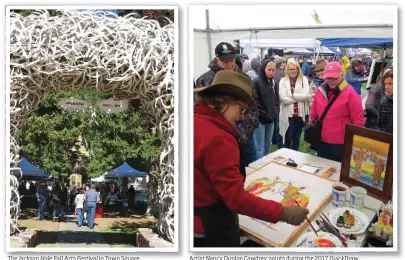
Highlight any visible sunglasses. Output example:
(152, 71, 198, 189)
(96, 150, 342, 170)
(234, 101, 248, 114)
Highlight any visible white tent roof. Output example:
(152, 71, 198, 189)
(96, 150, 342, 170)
(357, 48, 372, 54)
(91, 174, 105, 182)
(191, 5, 395, 80)
(318, 46, 335, 54)
(190, 5, 394, 38)
(285, 48, 313, 54)
(239, 39, 320, 49)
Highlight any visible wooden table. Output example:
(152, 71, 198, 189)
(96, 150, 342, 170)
(242, 148, 384, 248)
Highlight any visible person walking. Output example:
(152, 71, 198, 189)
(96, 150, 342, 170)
(310, 61, 365, 162)
(194, 70, 309, 247)
(279, 58, 310, 151)
(36, 179, 48, 220)
(74, 188, 85, 227)
(84, 184, 100, 229)
(253, 60, 279, 158)
(52, 183, 62, 222)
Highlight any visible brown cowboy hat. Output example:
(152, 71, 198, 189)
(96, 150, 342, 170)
(314, 60, 327, 72)
(194, 70, 257, 110)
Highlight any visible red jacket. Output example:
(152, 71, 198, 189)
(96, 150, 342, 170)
(310, 81, 365, 144)
(194, 102, 284, 234)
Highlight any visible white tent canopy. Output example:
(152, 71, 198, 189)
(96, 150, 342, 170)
(190, 5, 394, 35)
(191, 5, 395, 79)
(91, 173, 106, 183)
(318, 46, 335, 54)
(357, 48, 372, 54)
(239, 39, 320, 49)
(285, 48, 313, 54)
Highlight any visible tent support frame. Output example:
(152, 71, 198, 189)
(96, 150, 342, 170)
(194, 24, 393, 33)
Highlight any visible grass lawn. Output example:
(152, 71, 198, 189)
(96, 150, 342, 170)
(97, 217, 156, 248)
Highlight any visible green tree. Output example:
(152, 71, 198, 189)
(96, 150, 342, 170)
(21, 91, 162, 181)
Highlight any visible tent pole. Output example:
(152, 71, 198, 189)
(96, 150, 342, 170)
(194, 24, 392, 33)
(205, 9, 213, 59)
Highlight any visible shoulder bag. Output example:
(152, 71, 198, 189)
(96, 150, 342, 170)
(304, 90, 341, 148)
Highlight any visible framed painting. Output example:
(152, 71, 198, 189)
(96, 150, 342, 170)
(239, 162, 335, 247)
(341, 125, 393, 203)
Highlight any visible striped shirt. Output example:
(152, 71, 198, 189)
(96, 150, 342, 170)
(290, 79, 299, 116)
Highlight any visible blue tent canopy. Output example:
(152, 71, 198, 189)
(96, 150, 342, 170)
(321, 38, 393, 48)
(105, 162, 146, 177)
(18, 158, 52, 180)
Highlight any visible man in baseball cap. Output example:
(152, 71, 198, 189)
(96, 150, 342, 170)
(195, 42, 238, 89)
(194, 41, 260, 178)
(215, 42, 236, 61)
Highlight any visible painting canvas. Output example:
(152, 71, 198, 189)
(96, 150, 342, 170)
(349, 135, 389, 191)
(239, 162, 335, 247)
(341, 125, 393, 202)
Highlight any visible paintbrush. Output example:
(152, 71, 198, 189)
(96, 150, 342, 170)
(321, 212, 340, 233)
(318, 215, 348, 247)
(295, 201, 318, 237)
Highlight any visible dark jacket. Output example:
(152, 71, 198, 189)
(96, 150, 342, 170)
(195, 59, 223, 88)
(195, 59, 259, 145)
(378, 95, 393, 134)
(253, 60, 280, 124)
(193, 102, 283, 234)
(364, 84, 384, 130)
(273, 67, 285, 86)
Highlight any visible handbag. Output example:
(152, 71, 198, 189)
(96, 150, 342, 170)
(304, 90, 341, 148)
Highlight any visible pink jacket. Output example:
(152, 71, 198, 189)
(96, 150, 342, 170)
(310, 81, 365, 144)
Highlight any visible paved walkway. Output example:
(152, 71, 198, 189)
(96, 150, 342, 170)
(53, 215, 110, 248)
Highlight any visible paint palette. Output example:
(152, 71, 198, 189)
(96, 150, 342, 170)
(329, 207, 369, 234)
(306, 232, 344, 248)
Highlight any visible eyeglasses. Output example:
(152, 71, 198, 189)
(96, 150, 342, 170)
(234, 101, 248, 114)
(315, 69, 324, 72)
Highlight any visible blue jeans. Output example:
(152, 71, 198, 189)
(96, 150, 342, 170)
(254, 122, 274, 159)
(77, 208, 83, 226)
(87, 202, 96, 228)
(37, 197, 46, 219)
(53, 201, 61, 218)
(284, 117, 304, 151)
(316, 142, 344, 162)
(243, 136, 257, 165)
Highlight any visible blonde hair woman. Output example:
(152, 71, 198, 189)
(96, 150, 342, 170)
(278, 58, 310, 151)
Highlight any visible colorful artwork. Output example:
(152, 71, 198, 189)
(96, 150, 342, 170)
(349, 135, 389, 191)
(306, 232, 344, 248)
(246, 176, 311, 230)
(239, 162, 335, 247)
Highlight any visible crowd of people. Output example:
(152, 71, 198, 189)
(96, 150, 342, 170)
(26, 179, 143, 228)
(193, 41, 394, 247)
(32, 180, 103, 229)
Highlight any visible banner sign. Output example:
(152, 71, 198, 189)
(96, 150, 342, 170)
(97, 99, 129, 114)
(58, 98, 90, 112)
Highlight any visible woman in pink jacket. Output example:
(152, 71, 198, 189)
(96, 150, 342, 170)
(310, 62, 365, 162)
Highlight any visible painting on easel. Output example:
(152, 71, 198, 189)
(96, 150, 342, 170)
(239, 162, 335, 247)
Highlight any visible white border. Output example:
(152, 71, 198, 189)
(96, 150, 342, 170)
(189, 4, 398, 253)
(5, 5, 179, 253)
